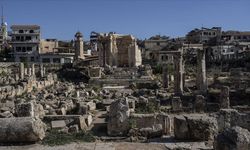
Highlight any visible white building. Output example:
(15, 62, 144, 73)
(10, 25, 41, 62)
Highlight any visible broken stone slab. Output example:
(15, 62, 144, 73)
(214, 126, 250, 150)
(68, 125, 79, 133)
(51, 120, 67, 129)
(43, 115, 87, 131)
(174, 114, 218, 141)
(85, 114, 93, 126)
(87, 101, 96, 111)
(0, 117, 46, 142)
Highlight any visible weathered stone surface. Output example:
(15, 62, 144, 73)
(87, 101, 96, 111)
(174, 114, 218, 141)
(85, 114, 93, 126)
(107, 98, 130, 136)
(214, 126, 250, 150)
(43, 115, 87, 131)
(76, 102, 88, 115)
(220, 86, 230, 109)
(172, 96, 182, 111)
(194, 95, 206, 113)
(15, 100, 45, 118)
(0, 117, 46, 142)
(51, 120, 67, 129)
(217, 109, 250, 132)
(68, 125, 79, 133)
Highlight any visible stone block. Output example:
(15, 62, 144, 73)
(51, 120, 66, 129)
(0, 117, 46, 142)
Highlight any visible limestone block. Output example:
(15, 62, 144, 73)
(214, 126, 250, 150)
(15, 101, 45, 118)
(194, 95, 206, 113)
(51, 120, 67, 129)
(0, 117, 46, 142)
(172, 96, 182, 111)
(87, 101, 96, 111)
(174, 114, 218, 141)
(220, 86, 230, 109)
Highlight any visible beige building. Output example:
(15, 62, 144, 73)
(39, 31, 86, 64)
(39, 39, 75, 63)
(97, 32, 142, 67)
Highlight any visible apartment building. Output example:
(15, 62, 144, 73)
(10, 25, 40, 62)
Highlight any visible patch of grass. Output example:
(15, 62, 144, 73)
(41, 130, 95, 146)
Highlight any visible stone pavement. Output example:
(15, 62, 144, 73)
(0, 142, 166, 150)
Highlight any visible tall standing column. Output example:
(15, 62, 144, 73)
(40, 64, 44, 78)
(174, 52, 183, 95)
(162, 63, 169, 88)
(32, 64, 35, 76)
(19, 63, 24, 80)
(197, 49, 207, 94)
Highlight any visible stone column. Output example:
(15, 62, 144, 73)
(43, 67, 46, 76)
(173, 52, 184, 95)
(197, 49, 207, 94)
(24, 68, 28, 76)
(220, 86, 230, 109)
(40, 64, 44, 78)
(162, 63, 169, 88)
(28, 67, 32, 76)
(32, 64, 35, 76)
(19, 63, 24, 80)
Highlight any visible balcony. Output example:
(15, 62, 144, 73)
(10, 39, 40, 44)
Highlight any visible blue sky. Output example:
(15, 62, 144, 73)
(1, 0, 250, 40)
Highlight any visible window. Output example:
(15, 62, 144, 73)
(53, 58, 60, 63)
(22, 47, 26, 52)
(30, 30, 34, 33)
(166, 55, 169, 60)
(16, 47, 21, 52)
(26, 36, 32, 41)
(16, 36, 20, 41)
(19, 30, 24, 33)
(27, 47, 32, 51)
(156, 42, 160, 46)
(42, 58, 50, 63)
(30, 57, 34, 62)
